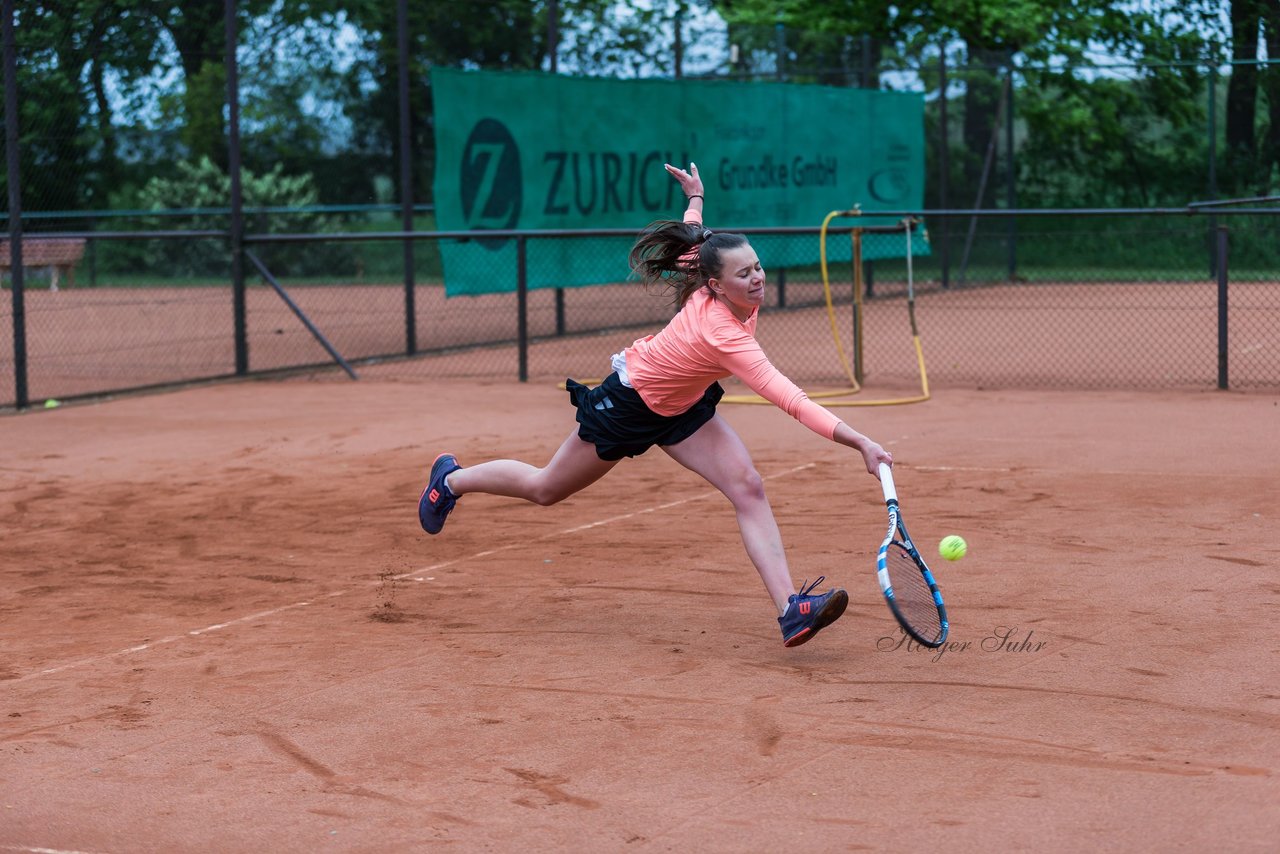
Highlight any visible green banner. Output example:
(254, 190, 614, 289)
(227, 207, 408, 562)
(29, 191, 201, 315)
(431, 68, 926, 296)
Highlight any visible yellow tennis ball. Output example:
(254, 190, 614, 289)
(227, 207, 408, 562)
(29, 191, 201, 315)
(939, 535, 967, 561)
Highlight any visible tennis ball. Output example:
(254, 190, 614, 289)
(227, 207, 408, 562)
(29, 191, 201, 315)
(43, 398, 60, 409)
(939, 535, 967, 561)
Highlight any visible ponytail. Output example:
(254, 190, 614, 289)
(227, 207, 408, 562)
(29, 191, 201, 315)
(628, 220, 748, 308)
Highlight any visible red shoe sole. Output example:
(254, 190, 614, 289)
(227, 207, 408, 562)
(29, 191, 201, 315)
(783, 589, 849, 647)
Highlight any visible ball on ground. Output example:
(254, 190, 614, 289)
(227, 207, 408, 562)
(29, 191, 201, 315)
(939, 535, 967, 561)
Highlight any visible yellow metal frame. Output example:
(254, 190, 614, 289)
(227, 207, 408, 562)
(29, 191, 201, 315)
(722, 209, 930, 407)
(563, 210, 930, 407)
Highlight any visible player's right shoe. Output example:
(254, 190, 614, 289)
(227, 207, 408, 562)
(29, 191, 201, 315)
(418, 453, 462, 535)
(778, 576, 848, 647)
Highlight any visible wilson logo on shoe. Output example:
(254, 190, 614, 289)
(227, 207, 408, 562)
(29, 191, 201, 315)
(428, 489, 440, 503)
(799, 601, 812, 615)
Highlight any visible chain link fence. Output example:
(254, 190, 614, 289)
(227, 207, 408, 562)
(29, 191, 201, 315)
(5, 4, 1278, 407)
(3, 210, 1276, 408)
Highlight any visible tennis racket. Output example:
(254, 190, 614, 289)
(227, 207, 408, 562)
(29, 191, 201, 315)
(876, 463, 949, 647)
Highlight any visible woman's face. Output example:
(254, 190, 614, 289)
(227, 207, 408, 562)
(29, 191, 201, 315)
(708, 243, 765, 322)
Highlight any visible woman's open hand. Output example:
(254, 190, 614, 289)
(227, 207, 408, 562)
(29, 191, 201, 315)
(664, 162, 704, 200)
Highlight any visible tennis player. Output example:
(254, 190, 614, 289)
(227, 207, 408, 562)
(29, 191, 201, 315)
(420, 161, 893, 647)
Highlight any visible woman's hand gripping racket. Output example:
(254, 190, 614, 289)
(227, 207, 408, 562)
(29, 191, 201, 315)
(876, 463, 949, 647)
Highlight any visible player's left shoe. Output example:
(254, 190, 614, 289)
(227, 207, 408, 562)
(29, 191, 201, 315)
(418, 453, 462, 535)
(778, 576, 848, 647)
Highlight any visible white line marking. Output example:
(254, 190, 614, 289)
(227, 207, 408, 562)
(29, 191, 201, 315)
(913, 463, 1229, 478)
(15, 462, 818, 682)
(1, 846, 107, 854)
(188, 602, 311, 635)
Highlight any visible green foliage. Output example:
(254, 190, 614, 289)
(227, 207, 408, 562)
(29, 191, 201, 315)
(1015, 74, 1209, 207)
(716, 0, 1225, 208)
(127, 157, 346, 278)
(181, 61, 229, 168)
(7, 1, 164, 210)
(5, 0, 1266, 225)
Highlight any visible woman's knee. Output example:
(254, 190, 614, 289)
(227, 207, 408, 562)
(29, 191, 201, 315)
(528, 476, 572, 506)
(725, 466, 766, 505)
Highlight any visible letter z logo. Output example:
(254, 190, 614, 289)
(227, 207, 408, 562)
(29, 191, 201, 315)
(461, 119, 522, 249)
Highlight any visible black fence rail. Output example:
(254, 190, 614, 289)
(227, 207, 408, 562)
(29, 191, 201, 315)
(2, 209, 1278, 410)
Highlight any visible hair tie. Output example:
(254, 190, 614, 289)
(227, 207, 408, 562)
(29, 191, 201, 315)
(699, 228, 714, 243)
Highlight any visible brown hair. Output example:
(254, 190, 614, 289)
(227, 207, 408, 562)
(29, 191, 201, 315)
(628, 220, 751, 308)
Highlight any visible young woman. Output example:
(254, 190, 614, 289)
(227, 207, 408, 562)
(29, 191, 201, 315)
(420, 162, 893, 648)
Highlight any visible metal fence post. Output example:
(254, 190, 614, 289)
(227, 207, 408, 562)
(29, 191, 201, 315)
(1208, 66, 1219, 279)
(1217, 225, 1229, 390)
(398, 0, 416, 355)
(549, 0, 566, 336)
(1005, 57, 1018, 280)
(852, 229, 864, 384)
(87, 219, 97, 286)
(939, 49, 950, 289)
(776, 20, 786, 81)
(225, 0, 247, 375)
(860, 34, 871, 88)
(4, 0, 27, 409)
(674, 2, 684, 78)
(517, 236, 529, 382)
(1207, 65, 1218, 201)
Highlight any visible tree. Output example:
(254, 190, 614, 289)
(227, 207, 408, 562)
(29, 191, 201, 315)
(139, 0, 293, 169)
(1223, 0, 1280, 193)
(555, 0, 715, 78)
(8, 1, 168, 211)
(714, 0, 1222, 206)
(1263, 1, 1280, 188)
(340, 0, 551, 204)
(1226, 0, 1264, 189)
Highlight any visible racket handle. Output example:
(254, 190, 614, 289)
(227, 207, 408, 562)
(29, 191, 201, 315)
(878, 462, 898, 504)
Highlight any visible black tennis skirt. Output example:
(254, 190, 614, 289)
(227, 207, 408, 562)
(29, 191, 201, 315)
(566, 373, 724, 461)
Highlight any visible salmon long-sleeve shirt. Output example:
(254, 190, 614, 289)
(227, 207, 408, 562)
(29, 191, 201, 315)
(623, 209, 843, 441)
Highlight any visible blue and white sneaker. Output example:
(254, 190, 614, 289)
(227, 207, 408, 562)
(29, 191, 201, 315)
(778, 576, 848, 647)
(418, 453, 462, 535)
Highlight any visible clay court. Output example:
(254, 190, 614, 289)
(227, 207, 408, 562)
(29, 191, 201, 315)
(2, 369, 1278, 851)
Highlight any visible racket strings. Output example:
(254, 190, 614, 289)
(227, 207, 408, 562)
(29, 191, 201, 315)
(887, 544, 944, 644)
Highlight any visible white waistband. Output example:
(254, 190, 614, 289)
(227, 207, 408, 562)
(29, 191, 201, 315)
(610, 350, 632, 387)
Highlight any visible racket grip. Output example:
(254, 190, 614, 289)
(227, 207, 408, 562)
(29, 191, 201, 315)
(878, 462, 897, 504)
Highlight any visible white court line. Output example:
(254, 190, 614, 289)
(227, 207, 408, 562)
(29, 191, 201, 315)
(24, 602, 319, 680)
(1, 846, 106, 854)
(913, 463, 1226, 479)
(13, 462, 817, 683)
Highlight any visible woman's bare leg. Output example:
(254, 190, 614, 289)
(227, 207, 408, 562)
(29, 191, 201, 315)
(448, 429, 618, 506)
(660, 415, 795, 614)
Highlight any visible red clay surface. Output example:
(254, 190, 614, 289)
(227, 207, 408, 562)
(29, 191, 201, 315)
(3, 378, 1279, 852)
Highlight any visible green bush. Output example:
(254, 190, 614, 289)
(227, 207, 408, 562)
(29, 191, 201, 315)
(133, 157, 351, 279)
